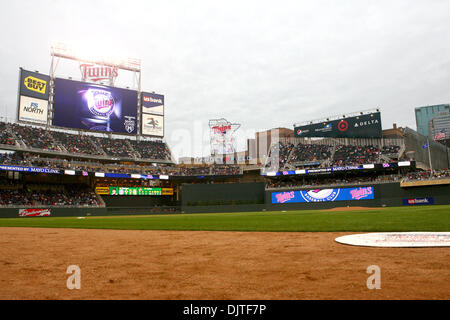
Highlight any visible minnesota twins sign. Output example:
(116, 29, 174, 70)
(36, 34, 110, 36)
(271, 186, 375, 204)
(209, 118, 241, 155)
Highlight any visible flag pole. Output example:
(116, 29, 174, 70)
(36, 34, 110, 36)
(427, 138, 433, 177)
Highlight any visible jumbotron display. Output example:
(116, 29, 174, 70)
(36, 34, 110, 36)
(294, 112, 382, 138)
(53, 77, 138, 134)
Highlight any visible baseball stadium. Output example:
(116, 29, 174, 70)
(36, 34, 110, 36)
(1, 3, 450, 302)
(1, 53, 449, 300)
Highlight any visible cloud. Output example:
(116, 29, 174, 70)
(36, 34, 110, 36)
(1, 0, 450, 159)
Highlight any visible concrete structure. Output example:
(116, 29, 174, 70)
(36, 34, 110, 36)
(415, 104, 450, 137)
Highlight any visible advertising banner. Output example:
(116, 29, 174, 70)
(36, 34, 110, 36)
(162, 188, 174, 195)
(19, 208, 51, 217)
(294, 112, 382, 138)
(95, 187, 110, 195)
(142, 92, 164, 115)
(0, 165, 61, 174)
(141, 114, 164, 137)
(19, 69, 50, 100)
(53, 77, 138, 134)
(18, 95, 48, 124)
(109, 187, 164, 196)
(271, 186, 375, 204)
(403, 198, 434, 205)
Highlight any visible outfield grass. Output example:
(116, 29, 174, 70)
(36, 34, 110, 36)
(0, 205, 449, 232)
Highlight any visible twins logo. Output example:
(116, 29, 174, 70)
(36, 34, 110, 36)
(85, 89, 115, 117)
(275, 191, 295, 203)
(300, 189, 340, 202)
(350, 187, 373, 200)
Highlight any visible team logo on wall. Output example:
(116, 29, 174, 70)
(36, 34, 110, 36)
(300, 189, 340, 202)
(124, 116, 136, 133)
(274, 191, 296, 203)
(84, 89, 115, 117)
(349, 187, 373, 200)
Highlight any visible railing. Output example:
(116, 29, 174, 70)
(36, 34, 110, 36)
(266, 177, 403, 191)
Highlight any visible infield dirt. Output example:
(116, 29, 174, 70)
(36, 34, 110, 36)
(0, 227, 448, 300)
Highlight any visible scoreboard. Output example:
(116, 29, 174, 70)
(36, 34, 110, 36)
(96, 187, 174, 196)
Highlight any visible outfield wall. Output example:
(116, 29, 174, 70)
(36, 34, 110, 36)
(1, 182, 449, 217)
(181, 182, 266, 207)
(266, 182, 450, 211)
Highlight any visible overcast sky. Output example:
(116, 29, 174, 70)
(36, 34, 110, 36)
(1, 0, 450, 159)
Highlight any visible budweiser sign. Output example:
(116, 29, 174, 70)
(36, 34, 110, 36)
(80, 63, 118, 85)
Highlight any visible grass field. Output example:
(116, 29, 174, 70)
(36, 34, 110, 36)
(0, 205, 449, 232)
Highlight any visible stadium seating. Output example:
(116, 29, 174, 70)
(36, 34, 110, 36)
(0, 122, 15, 146)
(0, 152, 242, 177)
(404, 169, 450, 181)
(265, 173, 403, 189)
(50, 131, 103, 156)
(91, 136, 135, 158)
(10, 123, 61, 151)
(0, 179, 102, 207)
(0, 121, 172, 161)
(264, 141, 404, 170)
(128, 140, 172, 160)
(289, 144, 332, 163)
(331, 145, 380, 166)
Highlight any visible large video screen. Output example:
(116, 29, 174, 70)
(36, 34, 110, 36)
(53, 78, 138, 134)
(271, 186, 374, 204)
(294, 112, 382, 138)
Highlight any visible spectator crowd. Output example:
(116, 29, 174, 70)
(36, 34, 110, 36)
(0, 121, 172, 160)
(265, 141, 405, 170)
(0, 179, 102, 207)
(0, 152, 242, 177)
